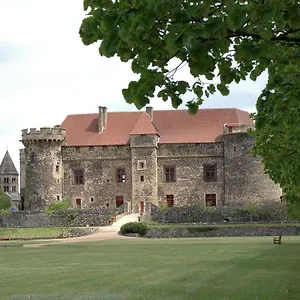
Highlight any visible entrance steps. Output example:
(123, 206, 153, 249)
(98, 213, 140, 233)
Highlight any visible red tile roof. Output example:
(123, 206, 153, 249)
(130, 112, 159, 136)
(60, 108, 253, 146)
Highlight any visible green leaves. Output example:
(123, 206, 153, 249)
(254, 60, 300, 204)
(80, 0, 300, 111)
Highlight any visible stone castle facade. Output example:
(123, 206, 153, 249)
(20, 107, 281, 213)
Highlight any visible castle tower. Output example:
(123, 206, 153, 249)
(130, 111, 159, 213)
(223, 124, 281, 205)
(20, 127, 66, 210)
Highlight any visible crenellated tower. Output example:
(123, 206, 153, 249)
(20, 127, 66, 210)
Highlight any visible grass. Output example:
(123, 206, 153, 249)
(0, 237, 300, 299)
(0, 227, 67, 239)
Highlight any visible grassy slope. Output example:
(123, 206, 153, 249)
(0, 237, 300, 300)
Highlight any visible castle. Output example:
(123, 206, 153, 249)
(20, 107, 281, 213)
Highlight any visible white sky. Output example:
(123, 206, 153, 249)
(0, 0, 268, 172)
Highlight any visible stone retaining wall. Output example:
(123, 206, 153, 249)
(149, 202, 291, 224)
(0, 209, 115, 228)
(145, 226, 300, 238)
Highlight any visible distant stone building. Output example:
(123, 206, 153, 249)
(20, 107, 281, 212)
(0, 151, 20, 209)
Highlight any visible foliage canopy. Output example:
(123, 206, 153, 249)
(80, 0, 300, 113)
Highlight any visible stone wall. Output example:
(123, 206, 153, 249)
(157, 143, 225, 206)
(62, 145, 132, 209)
(149, 203, 291, 224)
(223, 132, 282, 205)
(0, 209, 115, 228)
(145, 225, 300, 238)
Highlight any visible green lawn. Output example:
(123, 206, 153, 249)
(0, 227, 67, 239)
(1, 237, 300, 300)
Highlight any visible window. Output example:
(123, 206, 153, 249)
(74, 169, 84, 185)
(75, 146, 80, 152)
(205, 194, 217, 206)
(57, 195, 60, 201)
(12, 186, 16, 192)
(164, 167, 175, 182)
(137, 160, 146, 170)
(228, 126, 233, 133)
(90, 197, 94, 202)
(166, 195, 174, 207)
(56, 165, 59, 172)
(3, 177, 9, 184)
(76, 198, 82, 207)
(12, 178, 16, 183)
(140, 175, 144, 182)
(117, 168, 126, 183)
(4, 186, 9, 192)
(204, 165, 217, 182)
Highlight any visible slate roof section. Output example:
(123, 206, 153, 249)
(129, 112, 160, 136)
(0, 151, 18, 175)
(60, 108, 253, 146)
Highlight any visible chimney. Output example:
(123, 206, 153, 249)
(98, 106, 107, 133)
(146, 106, 153, 121)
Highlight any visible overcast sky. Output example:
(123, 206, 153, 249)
(0, 0, 268, 171)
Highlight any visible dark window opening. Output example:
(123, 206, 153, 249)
(76, 198, 82, 207)
(74, 169, 84, 185)
(228, 126, 233, 133)
(3, 177, 9, 184)
(117, 168, 126, 183)
(12, 186, 16, 192)
(140, 175, 144, 182)
(3, 186, 9, 192)
(106, 202, 110, 207)
(90, 197, 94, 202)
(205, 194, 217, 206)
(56, 165, 59, 172)
(12, 178, 16, 183)
(57, 195, 60, 201)
(165, 167, 175, 182)
(204, 165, 217, 182)
(166, 195, 174, 207)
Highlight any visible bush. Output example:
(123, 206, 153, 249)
(45, 200, 70, 215)
(0, 190, 11, 210)
(0, 209, 12, 216)
(120, 222, 148, 236)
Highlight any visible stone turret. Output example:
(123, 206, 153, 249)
(21, 127, 66, 210)
(223, 124, 281, 205)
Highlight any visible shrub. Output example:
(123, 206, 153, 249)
(120, 222, 148, 236)
(45, 200, 70, 215)
(0, 209, 12, 216)
(0, 190, 11, 210)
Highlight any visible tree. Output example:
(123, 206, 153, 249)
(0, 189, 11, 210)
(253, 59, 300, 203)
(80, 0, 300, 113)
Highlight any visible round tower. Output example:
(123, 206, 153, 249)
(21, 127, 66, 210)
(223, 124, 281, 205)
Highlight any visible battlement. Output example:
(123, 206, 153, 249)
(223, 123, 254, 134)
(21, 127, 66, 142)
